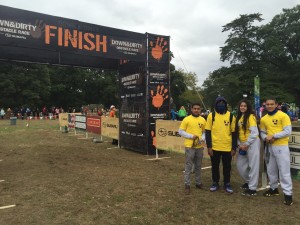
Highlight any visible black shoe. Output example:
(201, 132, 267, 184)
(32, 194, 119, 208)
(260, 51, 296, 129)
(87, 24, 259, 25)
(240, 183, 249, 190)
(284, 195, 293, 206)
(185, 185, 191, 195)
(242, 189, 257, 196)
(196, 183, 203, 189)
(263, 188, 279, 197)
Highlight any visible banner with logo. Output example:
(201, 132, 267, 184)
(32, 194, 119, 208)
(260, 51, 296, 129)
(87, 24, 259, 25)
(0, 5, 146, 67)
(155, 120, 185, 152)
(75, 115, 86, 130)
(68, 113, 81, 128)
(86, 115, 101, 134)
(59, 113, 69, 127)
(119, 60, 147, 152)
(147, 33, 170, 154)
(290, 127, 300, 177)
(254, 76, 260, 117)
(101, 116, 119, 140)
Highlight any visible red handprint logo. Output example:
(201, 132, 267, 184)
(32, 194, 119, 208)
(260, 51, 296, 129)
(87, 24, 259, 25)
(150, 37, 168, 61)
(30, 20, 45, 38)
(151, 130, 156, 147)
(150, 85, 168, 109)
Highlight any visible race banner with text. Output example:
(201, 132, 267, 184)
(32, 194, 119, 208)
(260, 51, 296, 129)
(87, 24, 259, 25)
(147, 33, 170, 154)
(101, 116, 119, 140)
(75, 115, 86, 130)
(86, 115, 101, 135)
(0, 5, 146, 68)
(119, 60, 147, 152)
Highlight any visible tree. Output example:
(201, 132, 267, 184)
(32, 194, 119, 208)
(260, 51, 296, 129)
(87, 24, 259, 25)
(0, 62, 50, 108)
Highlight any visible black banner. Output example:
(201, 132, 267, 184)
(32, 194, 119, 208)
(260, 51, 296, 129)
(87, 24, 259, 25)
(0, 5, 146, 68)
(119, 60, 147, 152)
(147, 33, 170, 154)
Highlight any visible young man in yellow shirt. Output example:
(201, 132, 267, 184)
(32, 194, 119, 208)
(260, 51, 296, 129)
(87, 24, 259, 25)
(179, 103, 206, 195)
(260, 98, 293, 206)
(205, 97, 237, 193)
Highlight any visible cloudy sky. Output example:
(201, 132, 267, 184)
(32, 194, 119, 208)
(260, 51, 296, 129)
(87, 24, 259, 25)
(1, 0, 299, 85)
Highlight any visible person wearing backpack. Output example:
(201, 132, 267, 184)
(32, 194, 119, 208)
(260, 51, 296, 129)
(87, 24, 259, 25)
(205, 96, 237, 193)
(235, 99, 260, 196)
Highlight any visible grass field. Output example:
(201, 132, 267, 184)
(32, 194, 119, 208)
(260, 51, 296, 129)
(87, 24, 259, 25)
(0, 119, 299, 225)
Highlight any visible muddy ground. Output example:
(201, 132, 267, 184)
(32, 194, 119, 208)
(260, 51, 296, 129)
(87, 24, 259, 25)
(0, 119, 299, 225)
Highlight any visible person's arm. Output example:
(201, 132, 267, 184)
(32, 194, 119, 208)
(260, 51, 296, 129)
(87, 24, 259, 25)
(244, 126, 259, 146)
(273, 125, 292, 139)
(178, 129, 194, 139)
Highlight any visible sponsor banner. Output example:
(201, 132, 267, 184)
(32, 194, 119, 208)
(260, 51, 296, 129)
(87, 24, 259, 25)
(119, 61, 146, 100)
(75, 115, 86, 130)
(147, 33, 170, 154)
(254, 76, 260, 117)
(289, 131, 300, 148)
(59, 113, 69, 127)
(119, 60, 147, 153)
(155, 120, 184, 153)
(68, 113, 81, 128)
(290, 151, 300, 170)
(86, 115, 101, 134)
(148, 33, 170, 121)
(155, 120, 209, 158)
(101, 116, 119, 140)
(0, 5, 146, 66)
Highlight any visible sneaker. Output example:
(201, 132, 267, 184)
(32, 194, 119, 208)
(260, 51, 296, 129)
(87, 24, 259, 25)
(284, 195, 293, 206)
(185, 185, 191, 195)
(242, 189, 257, 196)
(263, 188, 280, 197)
(224, 183, 234, 194)
(210, 182, 219, 192)
(240, 183, 249, 190)
(196, 183, 203, 189)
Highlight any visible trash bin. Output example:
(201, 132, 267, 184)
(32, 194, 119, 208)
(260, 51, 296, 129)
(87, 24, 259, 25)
(10, 117, 17, 125)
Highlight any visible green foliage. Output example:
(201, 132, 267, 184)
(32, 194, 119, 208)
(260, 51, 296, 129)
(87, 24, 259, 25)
(0, 62, 50, 108)
(203, 5, 300, 108)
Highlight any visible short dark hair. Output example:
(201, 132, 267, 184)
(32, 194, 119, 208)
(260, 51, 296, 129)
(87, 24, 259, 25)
(265, 97, 277, 103)
(191, 103, 201, 108)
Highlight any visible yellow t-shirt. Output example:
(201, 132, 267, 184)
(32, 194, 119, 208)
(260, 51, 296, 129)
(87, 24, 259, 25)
(179, 115, 206, 148)
(205, 111, 236, 151)
(260, 110, 291, 146)
(238, 114, 258, 142)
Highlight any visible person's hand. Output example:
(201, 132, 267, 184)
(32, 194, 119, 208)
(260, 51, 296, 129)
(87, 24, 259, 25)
(266, 135, 274, 143)
(208, 148, 213, 156)
(231, 149, 236, 157)
(239, 144, 249, 151)
(192, 135, 198, 140)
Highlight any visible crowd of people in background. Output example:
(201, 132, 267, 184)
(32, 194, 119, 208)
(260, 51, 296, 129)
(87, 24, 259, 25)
(0, 105, 120, 120)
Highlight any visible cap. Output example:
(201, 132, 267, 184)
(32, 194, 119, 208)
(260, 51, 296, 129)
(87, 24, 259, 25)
(110, 105, 115, 109)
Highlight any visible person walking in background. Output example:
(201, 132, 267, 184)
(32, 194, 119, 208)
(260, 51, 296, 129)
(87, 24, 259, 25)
(260, 97, 293, 206)
(0, 108, 5, 119)
(177, 106, 187, 121)
(178, 103, 206, 195)
(109, 105, 118, 145)
(109, 105, 116, 118)
(205, 96, 237, 193)
(235, 99, 260, 196)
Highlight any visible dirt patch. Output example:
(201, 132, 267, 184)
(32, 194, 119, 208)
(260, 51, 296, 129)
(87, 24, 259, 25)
(0, 120, 299, 225)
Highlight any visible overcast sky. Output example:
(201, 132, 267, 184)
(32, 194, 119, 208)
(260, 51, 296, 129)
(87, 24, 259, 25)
(1, 0, 299, 85)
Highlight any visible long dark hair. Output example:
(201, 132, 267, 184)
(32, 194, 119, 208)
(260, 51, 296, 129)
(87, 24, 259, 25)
(235, 99, 254, 134)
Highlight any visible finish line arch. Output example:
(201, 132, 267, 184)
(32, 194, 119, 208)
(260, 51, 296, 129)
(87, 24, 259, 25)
(0, 5, 170, 154)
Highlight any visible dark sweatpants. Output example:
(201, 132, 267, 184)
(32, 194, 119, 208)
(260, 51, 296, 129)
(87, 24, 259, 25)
(210, 150, 232, 185)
